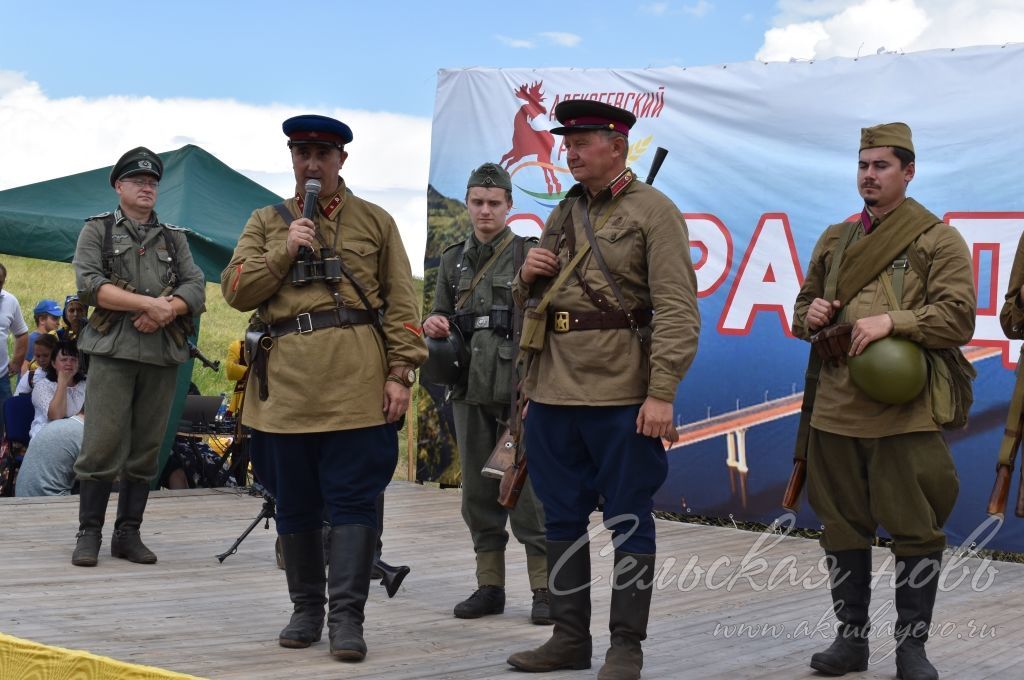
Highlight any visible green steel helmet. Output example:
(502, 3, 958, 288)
(848, 337, 927, 405)
(421, 326, 469, 387)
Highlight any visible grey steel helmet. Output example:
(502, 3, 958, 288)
(421, 325, 469, 386)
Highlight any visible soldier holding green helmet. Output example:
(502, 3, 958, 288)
(792, 122, 976, 680)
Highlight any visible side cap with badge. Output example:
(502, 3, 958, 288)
(467, 163, 512, 192)
(110, 147, 163, 187)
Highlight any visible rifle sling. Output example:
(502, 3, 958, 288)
(579, 195, 641, 336)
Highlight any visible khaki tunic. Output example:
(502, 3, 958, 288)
(793, 200, 976, 438)
(432, 227, 536, 405)
(513, 169, 700, 405)
(999, 230, 1024, 339)
(220, 179, 427, 433)
(74, 208, 206, 366)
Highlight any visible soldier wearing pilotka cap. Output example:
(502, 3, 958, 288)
(507, 100, 700, 679)
(221, 113, 426, 662)
(793, 122, 975, 680)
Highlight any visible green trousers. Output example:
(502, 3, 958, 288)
(807, 428, 959, 556)
(453, 400, 547, 589)
(74, 354, 178, 483)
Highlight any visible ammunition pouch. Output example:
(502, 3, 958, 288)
(810, 322, 852, 367)
(87, 277, 137, 335)
(519, 298, 547, 353)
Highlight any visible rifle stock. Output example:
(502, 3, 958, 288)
(988, 465, 1013, 518)
(498, 458, 528, 510)
(781, 458, 806, 512)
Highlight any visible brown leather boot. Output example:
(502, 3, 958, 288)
(507, 540, 592, 672)
(597, 551, 655, 680)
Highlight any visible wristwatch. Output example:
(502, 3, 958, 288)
(388, 367, 416, 388)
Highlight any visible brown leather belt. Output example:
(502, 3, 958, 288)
(548, 308, 653, 333)
(267, 308, 375, 338)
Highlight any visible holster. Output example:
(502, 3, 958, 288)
(810, 322, 852, 366)
(245, 327, 273, 401)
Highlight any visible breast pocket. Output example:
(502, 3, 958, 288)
(340, 239, 381, 291)
(590, 226, 641, 272)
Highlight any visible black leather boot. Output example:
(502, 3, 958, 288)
(327, 524, 376, 662)
(810, 549, 872, 676)
(370, 492, 411, 595)
(278, 530, 327, 648)
(507, 539, 593, 672)
(894, 552, 942, 680)
(454, 585, 505, 618)
(71, 479, 112, 567)
(598, 551, 655, 680)
(110, 481, 157, 564)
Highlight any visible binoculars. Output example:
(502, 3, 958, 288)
(290, 247, 342, 287)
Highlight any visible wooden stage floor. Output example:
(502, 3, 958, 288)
(2, 482, 1023, 679)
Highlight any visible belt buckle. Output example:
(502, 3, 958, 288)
(296, 312, 313, 334)
(553, 311, 570, 333)
(473, 315, 490, 330)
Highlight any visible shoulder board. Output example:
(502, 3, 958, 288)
(517, 235, 539, 244)
(85, 211, 113, 222)
(162, 223, 192, 233)
(442, 241, 467, 255)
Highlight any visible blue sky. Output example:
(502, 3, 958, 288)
(2, 0, 1023, 272)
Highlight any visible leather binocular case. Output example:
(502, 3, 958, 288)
(810, 322, 852, 366)
(519, 299, 547, 353)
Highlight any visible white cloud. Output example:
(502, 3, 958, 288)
(641, 2, 671, 15)
(540, 32, 582, 47)
(683, 0, 713, 18)
(758, 0, 1024, 61)
(495, 34, 536, 49)
(0, 72, 432, 274)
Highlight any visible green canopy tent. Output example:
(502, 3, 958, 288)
(0, 144, 282, 484)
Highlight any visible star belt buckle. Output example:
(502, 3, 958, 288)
(553, 311, 570, 333)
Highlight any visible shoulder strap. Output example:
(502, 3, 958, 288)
(273, 203, 294, 225)
(100, 214, 117, 278)
(579, 195, 636, 332)
(453, 231, 515, 311)
(159, 227, 181, 286)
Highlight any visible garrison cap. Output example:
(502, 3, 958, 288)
(860, 122, 914, 154)
(551, 100, 636, 137)
(33, 299, 62, 317)
(283, 114, 353, 148)
(467, 162, 512, 192)
(110, 147, 163, 187)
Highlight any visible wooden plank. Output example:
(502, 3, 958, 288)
(1, 483, 1022, 679)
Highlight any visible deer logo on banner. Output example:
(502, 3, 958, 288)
(500, 81, 562, 195)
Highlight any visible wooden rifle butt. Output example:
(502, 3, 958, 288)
(498, 460, 528, 510)
(1016, 464, 1024, 518)
(781, 459, 807, 511)
(987, 464, 1012, 518)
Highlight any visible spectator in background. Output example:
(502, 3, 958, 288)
(1, 261, 30, 434)
(224, 338, 246, 417)
(16, 408, 85, 497)
(22, 299, 62, 373)
(16, 333, 58, 395)
(30, 341, 87, 438)
(57, 295, 88, 344)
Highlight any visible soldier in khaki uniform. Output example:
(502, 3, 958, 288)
(221, 115, 426, 662)
(72, 147, 206, 567)
(423, 163, 549, 624)
(507, 101, 700, 680)
(999, 233, 1024, 338)
(793, 123, 975, 680)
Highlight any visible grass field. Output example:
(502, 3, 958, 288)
(1, 253, 423, 479)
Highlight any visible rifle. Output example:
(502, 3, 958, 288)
(498, 456, 528, 510)
(188, 341, 221, 372)
(987, 351, 1024, 517)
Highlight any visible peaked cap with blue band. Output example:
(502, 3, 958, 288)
(283, 114, 353, 148)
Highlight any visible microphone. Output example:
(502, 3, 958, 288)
(298, 178, 321, 259)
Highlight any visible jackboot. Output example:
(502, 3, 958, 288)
(327, 524, 376, 662)
(894, 551, 942, 680)
(110, 481, 157, 563)
(810, 549, 872, 676)
(278, 530, 327, 648)
(71, 479, 112, 567)
(507, 539, 593, 672)
(598, 551, 655, 680)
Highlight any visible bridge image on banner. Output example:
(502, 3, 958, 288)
(422, 43, 1024, 553)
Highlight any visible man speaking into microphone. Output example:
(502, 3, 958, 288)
(221, 115, 426, 662)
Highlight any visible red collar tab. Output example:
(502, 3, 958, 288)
(608, 169, 635, 198)
(296, 193, 344, 219)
